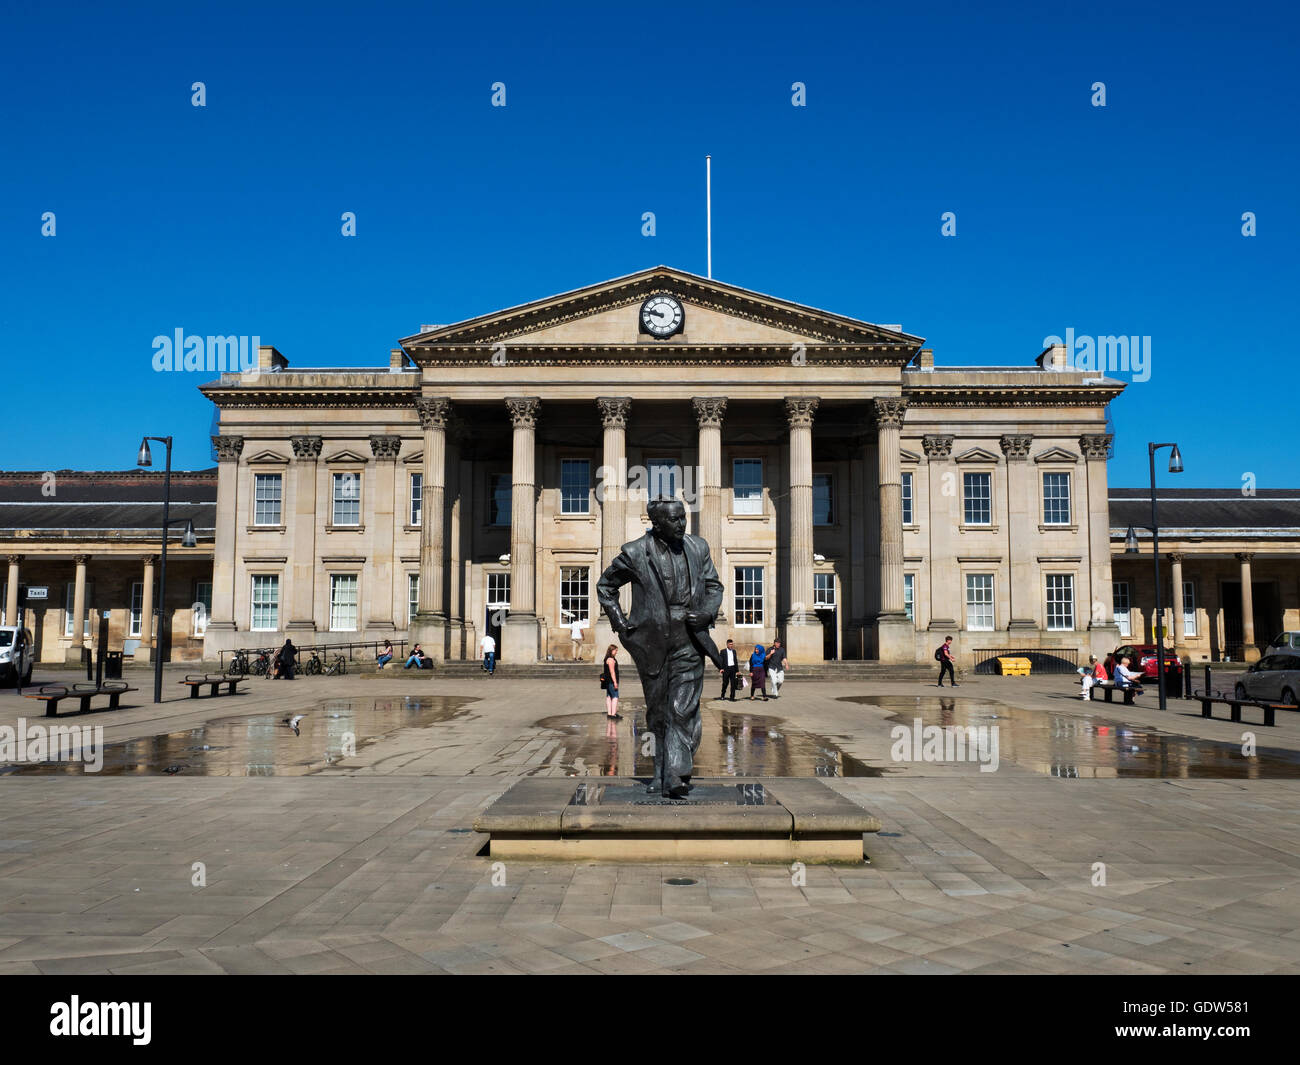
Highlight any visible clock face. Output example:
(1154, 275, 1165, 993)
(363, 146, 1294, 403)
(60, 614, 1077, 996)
(640, 294, 684, 338)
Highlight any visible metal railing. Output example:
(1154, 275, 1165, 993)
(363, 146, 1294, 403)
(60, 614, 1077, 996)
(971, 647, 1081, 675)
(219, 639, 409, 672)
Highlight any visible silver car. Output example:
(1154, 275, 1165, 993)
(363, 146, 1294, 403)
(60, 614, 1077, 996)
(1266, 631, 1300, 656)
(1234, 653, 1300, 706)
(0, 626, 34, 686)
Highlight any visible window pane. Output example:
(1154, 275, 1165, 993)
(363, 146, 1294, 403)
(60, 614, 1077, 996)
(130, 582, 143, 637)
(254, 473, 282, 525)
(1182, 580, 1197, 636)
(1046, 574, 1075, 630)
(1043, 473, 1070, 524)
(490, 474, 511, 526)
(408, 573, 419, 623)
(329, 574, 358, 631)
(734, 566, 764, 625)
(813, 572, 835, 607)
(194, 581, 212, 636)
(812, 473, 833, 525)
(901, 472, 914, 525)
(487, 572, 511, 606)
(410, 473, 422, 526)
(560, 460, 590, 514)
(332, 473, 361, 525)
(560, 567, 590, 622)
(965, 574, 993, 631)
(1113, 581, 1131, 638)
(251, 575, 279, 631)
(903, 574, 914, 621)
(733, 459, 763, 515)
(963, 473, 991, 525)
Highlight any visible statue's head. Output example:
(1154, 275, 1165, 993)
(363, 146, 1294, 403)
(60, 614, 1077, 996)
(648, 497, 687, 545)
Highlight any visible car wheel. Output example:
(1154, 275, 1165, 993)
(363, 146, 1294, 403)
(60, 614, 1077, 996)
(1234, 683, 1248, 701)
(1283, 688, 1298, 707)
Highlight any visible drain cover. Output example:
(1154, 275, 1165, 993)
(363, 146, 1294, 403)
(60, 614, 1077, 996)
(664, 877, 698, 886)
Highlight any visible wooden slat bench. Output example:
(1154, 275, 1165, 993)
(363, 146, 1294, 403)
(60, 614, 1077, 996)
(1089, 680, 1144, 705)
(180, 673, 247, 698)
(24, 682, 137, 718)
(1198, 694, 1287, 727)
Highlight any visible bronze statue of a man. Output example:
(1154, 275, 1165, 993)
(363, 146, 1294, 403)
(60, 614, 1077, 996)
(597, 497, 724, 799)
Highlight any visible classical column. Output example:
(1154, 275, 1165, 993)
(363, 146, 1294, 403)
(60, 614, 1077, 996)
(922, 435, 956, 630)
(1238, 552, 1257, 662)
(502, 397, 541, 663)
(138, 555, 156, 664)
(68, 554, 90, 663)
(207, 435, 243, 644)
(1079, 434, 1118, 657)
(595, 397, 631, 653)
(287, 435, 322, 632)
(5, 555, 20, 628)
(1168, 553, 1185, 654)
(785, 397, 820, 663)
(409, 397, 451, 659)
(693, 397, 726, 622)
(1000, 434, 1036, 630)
(368, 434, 400, 632)
(448, 425, 464, 659)
(875, 398, 911, 661)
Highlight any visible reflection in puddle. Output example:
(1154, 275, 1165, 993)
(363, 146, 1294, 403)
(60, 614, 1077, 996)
(534, 699, 881, 778)
(1, 696, 475, 776)
(840, 694, 1300, 779)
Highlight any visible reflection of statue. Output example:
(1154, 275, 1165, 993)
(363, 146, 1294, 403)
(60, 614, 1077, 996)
(597, 498, 724, 798)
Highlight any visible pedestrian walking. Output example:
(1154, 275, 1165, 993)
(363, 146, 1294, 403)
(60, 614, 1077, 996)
(479, 633, 496, 675)
(747, 643, 769, 701)
(764, 638, 787, 698)
(936, 635, 957, 687)
(601, 643, 621, 720)
(568, 616, 588, 660)
(718, 638, 740, 700)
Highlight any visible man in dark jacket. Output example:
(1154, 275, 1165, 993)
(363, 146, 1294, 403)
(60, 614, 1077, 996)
(597, 497, 724, 798)
(277, 639, 297, 680)
(719, 639, 740, 700)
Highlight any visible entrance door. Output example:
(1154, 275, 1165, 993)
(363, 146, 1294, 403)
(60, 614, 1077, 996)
(817, 608, 838, 661)
(486, 571, 510, 662)
(1222, 581, 1281, 660)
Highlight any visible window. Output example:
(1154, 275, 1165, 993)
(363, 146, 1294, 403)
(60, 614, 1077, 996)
(1182, 580, 1197, 637)
(193, 581, 212, 636)
(250, 575, 279, 631)
(332, 473, 361, 525)
(329, 574, 358, 631)
(489, 474, 511, 526)
(1046, 574, 1075, 631)
(734, 566, 764, 626)
(63, 581, 93, 637)
(901, 472, 914, 525)
(129, 582, 144, 637)
(1113, 581, 1131, 637)
(253, 473, 282, 525)
(733, 459, 763, 515)
(560, 567, 589, 623)
(965, 574, 993, 631)
(408, 574, 420, 623)
(410, 472, 422, 526)
(813, 473, 833, 525)
(813, 572, 835, 608)
(1042, 472, 1071, 525)
(557, 459, 590, 515)
(647, 458, 677, 500)
(487, 572, 511, 608)
(904, 574, 915, 621)
(963, 473, 991, 525)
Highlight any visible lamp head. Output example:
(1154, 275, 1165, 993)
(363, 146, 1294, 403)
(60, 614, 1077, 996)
(181, 520, 196, 548)
(137, 439, 152, 468)
(1124, 525, 1139, 554)
(1168, 444, 1183, 474)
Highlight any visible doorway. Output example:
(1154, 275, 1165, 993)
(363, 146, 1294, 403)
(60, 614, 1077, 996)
(1221, 580, 1281, 660)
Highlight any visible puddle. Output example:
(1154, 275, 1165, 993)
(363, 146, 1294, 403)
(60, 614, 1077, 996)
(0, 696, 475, 776)
(840, 694, 1300, 779)
(534, 699, 881, 777)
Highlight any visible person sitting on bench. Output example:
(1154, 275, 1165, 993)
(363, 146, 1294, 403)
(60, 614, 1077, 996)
(1081, 654, 1107, 700)
(1114, 655, 1142, 695)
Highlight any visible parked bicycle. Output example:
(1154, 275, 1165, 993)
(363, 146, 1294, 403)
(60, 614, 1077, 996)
(325, 653, 348, 676)
(250, 649, 272, 677)
(304, 650, 324, 675)
(229, 649, 250, 676)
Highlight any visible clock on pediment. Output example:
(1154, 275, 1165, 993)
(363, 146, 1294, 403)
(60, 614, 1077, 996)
(639, 293, 684, 339)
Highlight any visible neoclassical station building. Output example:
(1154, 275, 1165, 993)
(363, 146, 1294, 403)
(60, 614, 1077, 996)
(197, 267, 1127, 665)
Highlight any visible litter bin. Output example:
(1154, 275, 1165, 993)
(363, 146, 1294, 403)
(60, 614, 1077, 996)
(104, 650, 124, 680)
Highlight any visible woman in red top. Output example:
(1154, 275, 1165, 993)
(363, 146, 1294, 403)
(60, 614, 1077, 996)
(1081, 654, 1107, 700)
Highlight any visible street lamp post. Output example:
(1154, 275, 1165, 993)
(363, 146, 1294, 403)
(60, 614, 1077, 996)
(1124, 442, 1183, 711)
(138, 437, 196, 703)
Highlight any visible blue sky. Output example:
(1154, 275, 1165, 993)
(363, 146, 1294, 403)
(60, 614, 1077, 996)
(2, 0, 1296, 489)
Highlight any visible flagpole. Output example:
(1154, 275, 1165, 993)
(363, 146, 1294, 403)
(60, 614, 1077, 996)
(706, 154, 712, 279)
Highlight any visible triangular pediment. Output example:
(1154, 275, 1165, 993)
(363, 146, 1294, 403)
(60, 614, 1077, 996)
(900, 448, 922, 464)
(400, 267, 923, 355)
(245, 449, 289, 465)
(323, 448, 370, 464)
(1033, 446, 1080, 464)
(954, 446, 1001, 464)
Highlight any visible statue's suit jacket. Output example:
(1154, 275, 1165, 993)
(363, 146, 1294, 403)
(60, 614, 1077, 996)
(596, 532, 724, 679)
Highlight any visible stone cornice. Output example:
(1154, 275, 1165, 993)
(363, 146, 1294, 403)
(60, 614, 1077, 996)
(905, 384, 1125, 409)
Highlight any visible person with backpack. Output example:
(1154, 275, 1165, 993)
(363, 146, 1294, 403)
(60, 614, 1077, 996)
(936, 635, 957, 687)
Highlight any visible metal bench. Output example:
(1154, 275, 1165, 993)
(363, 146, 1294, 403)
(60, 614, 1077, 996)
(180, 673, 247, 698)
(1197, 693, 1286, 727)
(24, 682, 137, 718)
(1089, 680, 1144, 705)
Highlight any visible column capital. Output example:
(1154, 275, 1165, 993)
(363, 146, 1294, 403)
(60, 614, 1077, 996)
(505, 396, 541, 429)
(290, 434, 323, 460)
(692, 396, 728, 429)
(785, 396, 819, 428)
(6, 554, 23, 565)
(416, 396, 452, 430)
(1167, 552, 1184, 564)
(922, 434, 953, 460)
(1236, 551, 1256, 563)
(999, 434, 1033, 461)
(141, 554, 158, 565)
(1079, 433, 1113, 460)
(73, 554, 91, 566)
(597, 396, 632, 429)
(369, 434, 401, 461)
(212, 435, 244, 462)
(872, 397, 907, 429)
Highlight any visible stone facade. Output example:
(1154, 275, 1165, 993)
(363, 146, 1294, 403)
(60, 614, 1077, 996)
(199, 267, 1125, 664)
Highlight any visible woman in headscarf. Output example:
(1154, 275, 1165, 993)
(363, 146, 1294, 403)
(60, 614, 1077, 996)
(747, 643, 769, 701)
(277, 638, 297, 680)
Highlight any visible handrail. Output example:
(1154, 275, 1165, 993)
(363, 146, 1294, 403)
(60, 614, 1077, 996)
(219, 639, 408, 669)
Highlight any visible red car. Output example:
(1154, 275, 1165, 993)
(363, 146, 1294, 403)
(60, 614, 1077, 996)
(1105, 644, 1183, 686)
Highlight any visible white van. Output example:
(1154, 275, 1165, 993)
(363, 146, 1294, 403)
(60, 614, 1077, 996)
(0, 627, 34, 685)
